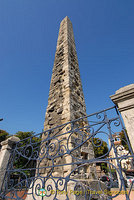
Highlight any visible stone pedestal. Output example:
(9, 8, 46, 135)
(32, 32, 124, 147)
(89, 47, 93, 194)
(110, 84, 134, 152)
(0, 136, 20, 191)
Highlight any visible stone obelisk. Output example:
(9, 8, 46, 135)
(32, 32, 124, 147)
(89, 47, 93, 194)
(44, 16, 87, 130)
(41, 16, 94, 177)
(26, 17, 96, 200)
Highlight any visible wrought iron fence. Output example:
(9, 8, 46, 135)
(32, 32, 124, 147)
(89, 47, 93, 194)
(0, 106, 134, 200)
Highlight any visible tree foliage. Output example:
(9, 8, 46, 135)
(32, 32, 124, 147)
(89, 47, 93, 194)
(92, 138, 109, 173)
(119, 130, 129, 151)
(10, 131, 41, 180)
(93, 137, 109, 158)
(0, 129, 9, 148)
(14, 131, 41, 169)
(15, 131, 34, 140)
(0, 130, 41, 180)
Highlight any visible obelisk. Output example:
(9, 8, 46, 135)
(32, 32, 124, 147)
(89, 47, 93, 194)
(26, 16, 96, 200)
(40, 16, 94, 177)
(44, 16, 87, 130)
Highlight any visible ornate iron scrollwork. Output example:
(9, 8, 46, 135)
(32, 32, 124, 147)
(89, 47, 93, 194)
(0, 106, 134, 200)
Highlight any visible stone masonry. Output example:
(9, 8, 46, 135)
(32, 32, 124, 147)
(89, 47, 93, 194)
(40, 16, 95, 179)
(26, 17, 97, 200)
(110, 84, 134, 153)
(0, 136, 20, 192)
(44, 16, 87, 130)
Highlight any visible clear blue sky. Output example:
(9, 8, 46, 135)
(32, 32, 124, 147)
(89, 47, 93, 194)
(0, 0, 134, 135)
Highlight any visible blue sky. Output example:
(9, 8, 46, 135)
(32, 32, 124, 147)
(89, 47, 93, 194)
(0, 0, 134, 135)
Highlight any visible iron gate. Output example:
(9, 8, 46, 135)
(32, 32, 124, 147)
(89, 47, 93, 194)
(0, 106, 134, 200)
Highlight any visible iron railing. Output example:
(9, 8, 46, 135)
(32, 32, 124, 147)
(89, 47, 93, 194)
(0, 106, 134, 200)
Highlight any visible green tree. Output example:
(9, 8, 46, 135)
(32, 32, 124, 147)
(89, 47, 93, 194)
(15, 131, 34, 140)
(14, 131, 41, 178)
(92, 137, 109, 173)
(93, 137, 108, 158)
(0, 129, 9, 148)
(119, 130, 129, 151)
